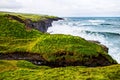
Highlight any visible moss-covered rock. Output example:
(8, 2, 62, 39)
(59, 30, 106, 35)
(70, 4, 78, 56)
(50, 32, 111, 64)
(4, 13, 62, 33)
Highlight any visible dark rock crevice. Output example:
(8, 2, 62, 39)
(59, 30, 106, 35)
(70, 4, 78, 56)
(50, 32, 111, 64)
(0, 52, 117, 68)
(39, 54, 116, 67)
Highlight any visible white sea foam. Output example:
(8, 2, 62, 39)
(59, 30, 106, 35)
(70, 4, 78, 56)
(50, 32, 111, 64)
(88, 20, 105, 23)
(88, 20, 105, 25)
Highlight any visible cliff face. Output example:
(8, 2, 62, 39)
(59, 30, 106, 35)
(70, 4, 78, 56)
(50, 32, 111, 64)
(30, 20, 52, 32)
(7, 14, 63, 32)
(88, 40, 109, 53)
(26, 18, 62, 32)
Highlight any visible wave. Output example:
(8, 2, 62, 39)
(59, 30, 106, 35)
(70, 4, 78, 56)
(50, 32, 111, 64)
(80, 24, 99, 26)
(55, 19, 114, 27)
(80, 23, 112, 26)
(87, 20, 106, 26)
(88, 20, 105, 23)
(49, 21, 120, 37)
(100, 23, 112, 25)
(83, 31, 120, 36)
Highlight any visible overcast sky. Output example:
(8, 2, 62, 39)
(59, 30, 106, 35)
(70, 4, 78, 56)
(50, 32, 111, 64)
(0, 0, 120, 17)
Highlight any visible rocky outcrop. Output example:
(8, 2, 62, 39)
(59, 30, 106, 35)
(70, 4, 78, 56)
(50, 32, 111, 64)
(6, 14, 63, 32)
(88, 40, 108, 53)
(41, 54, 116, 67)
(25, 17, 63, 32)
(0, 51, 117, 67)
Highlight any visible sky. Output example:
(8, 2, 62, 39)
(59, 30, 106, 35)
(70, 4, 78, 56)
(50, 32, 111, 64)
(0, 0, 120, 17)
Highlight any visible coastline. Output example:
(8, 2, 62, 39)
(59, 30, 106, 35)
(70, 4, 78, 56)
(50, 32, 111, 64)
(0, 12, 120, 80)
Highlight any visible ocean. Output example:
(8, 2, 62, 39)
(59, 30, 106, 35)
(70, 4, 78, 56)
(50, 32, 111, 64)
(47, 17, 120, 63)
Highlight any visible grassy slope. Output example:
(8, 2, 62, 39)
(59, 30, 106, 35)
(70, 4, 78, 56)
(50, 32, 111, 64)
(0, 60, 120, 80)
(0, 12, 119, 79)
(0, 11, 57, 22)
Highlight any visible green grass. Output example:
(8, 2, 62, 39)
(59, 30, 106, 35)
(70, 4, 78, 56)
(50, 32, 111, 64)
(0, 60, 120, 80)
(31, 34, 110, 62)
(0, 14, 42, 38)
(0, 11, 57, 22)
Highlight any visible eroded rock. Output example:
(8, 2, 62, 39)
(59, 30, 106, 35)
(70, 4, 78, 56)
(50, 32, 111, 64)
(88, 40, 108, 53)
(6, 14, 63, 32)
(0, 51, 117, 67)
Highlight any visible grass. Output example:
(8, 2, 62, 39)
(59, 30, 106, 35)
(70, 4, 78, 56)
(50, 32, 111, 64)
(0, 11, 57, 22)
(31, 34, 110, 62)
(0, 60, 120, 80)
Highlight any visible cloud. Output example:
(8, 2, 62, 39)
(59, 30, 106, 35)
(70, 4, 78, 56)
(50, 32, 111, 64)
(0, 0, 22, 9)
(1, 0, 120, 17)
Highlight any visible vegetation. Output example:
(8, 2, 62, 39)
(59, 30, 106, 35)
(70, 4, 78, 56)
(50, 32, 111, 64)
(0, 12, 119, 79)
(0, 11, 57, 22)
(0, 60, 120, 80)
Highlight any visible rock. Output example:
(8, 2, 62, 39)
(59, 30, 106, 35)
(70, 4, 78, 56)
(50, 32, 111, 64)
(31, 19, 53, 32)
(100, 44, 109, 53)
(0, 50, 117, 67)
(88, 40, 100, 44)
(43, 54, 117, 67)
(88, 40, 108, 53)
(29, 17, 63, 32)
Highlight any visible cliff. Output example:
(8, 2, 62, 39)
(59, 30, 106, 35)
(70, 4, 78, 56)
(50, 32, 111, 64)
(6, 14, 63, 32)
(27, 17, 63, 32)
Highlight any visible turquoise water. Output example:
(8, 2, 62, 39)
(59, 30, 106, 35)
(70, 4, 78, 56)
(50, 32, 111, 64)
(48, 17, 120, 63)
